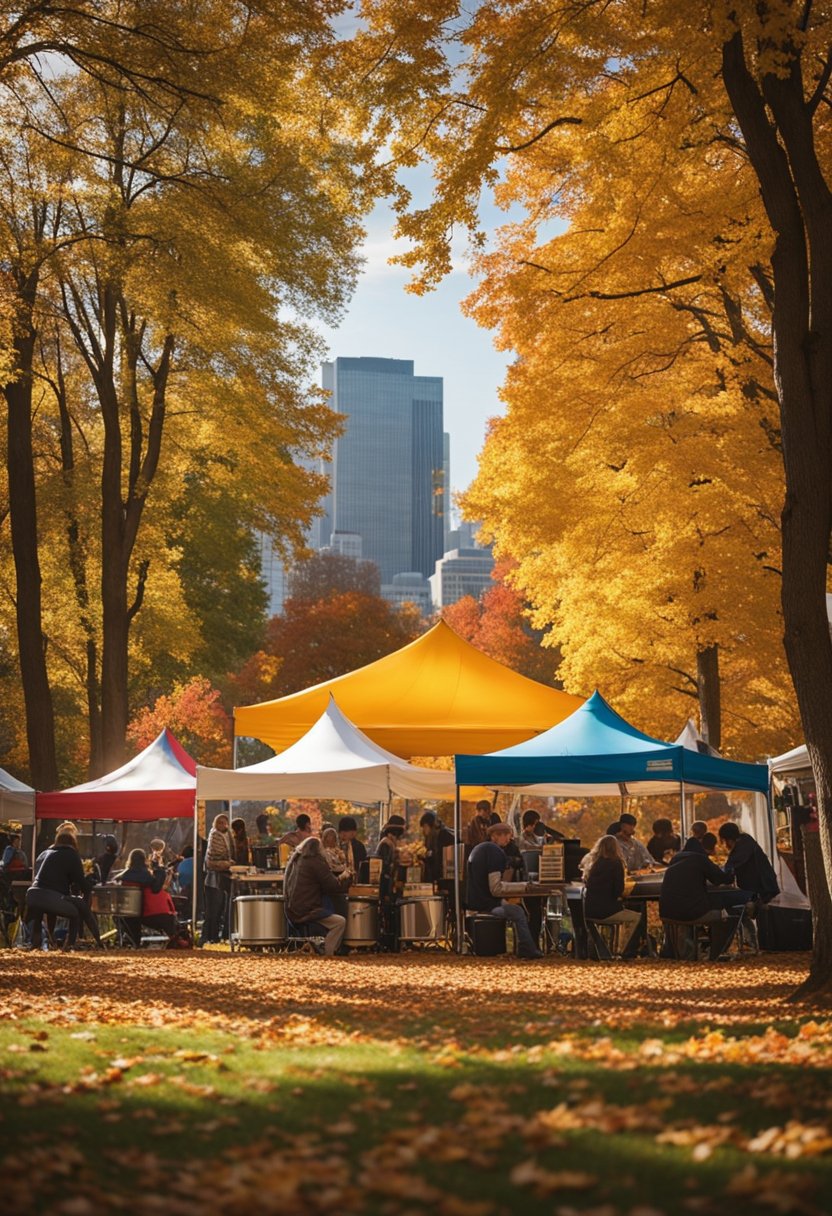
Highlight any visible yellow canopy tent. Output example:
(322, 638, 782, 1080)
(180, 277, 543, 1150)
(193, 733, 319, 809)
(234, 620, 584, 758)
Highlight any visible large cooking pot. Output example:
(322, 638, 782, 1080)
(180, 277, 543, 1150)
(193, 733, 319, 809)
(345, 898, 379, 947)
(90, 885, 142, 917)
(398, 896, 445, 942)
(235, 894, 286, 944)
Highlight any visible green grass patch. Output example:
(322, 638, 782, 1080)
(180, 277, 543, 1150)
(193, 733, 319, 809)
(2, 1014, 830, 1216)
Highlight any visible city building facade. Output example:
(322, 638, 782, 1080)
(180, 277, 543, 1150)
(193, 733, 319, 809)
(430, 545, 495, 609)
(322, 357, 445, 585)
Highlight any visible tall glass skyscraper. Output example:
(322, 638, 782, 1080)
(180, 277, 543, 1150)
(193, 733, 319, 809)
(321, 357, 445, 583)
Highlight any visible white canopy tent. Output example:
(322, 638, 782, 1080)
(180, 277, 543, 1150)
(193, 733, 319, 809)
(0, 767, 35, 825)
(769, 743, 811, 776)
(767, 744, 813, 910)
(197, 698, 456, 803)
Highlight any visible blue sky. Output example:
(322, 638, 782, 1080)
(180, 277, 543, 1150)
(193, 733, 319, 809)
(318, 196, 514, 506)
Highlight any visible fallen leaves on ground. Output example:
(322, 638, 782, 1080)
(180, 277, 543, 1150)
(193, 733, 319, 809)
(0, 951, 830, 1216)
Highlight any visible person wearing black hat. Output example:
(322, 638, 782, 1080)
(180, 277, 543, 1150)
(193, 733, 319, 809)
(338, 816, 367, 878)
(419, 811, 455, 884)
(376, 816, 408, 886)
(375, 815, 408, 950)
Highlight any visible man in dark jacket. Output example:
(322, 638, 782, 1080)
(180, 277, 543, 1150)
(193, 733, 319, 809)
(27, 832, 102, 949)
(284, 836, 349, 955)
(659, 847, 748, 961)
(419, 811, 455, 883)
(338, 817, 367, 878)
(718, 823, 780, 903)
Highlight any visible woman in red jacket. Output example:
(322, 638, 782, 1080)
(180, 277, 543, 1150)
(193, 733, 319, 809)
(115, 848, 177, 946)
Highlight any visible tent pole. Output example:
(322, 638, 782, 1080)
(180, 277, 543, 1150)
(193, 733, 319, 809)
(191, 794, 199, 942)
(679, 780, 687, 841)
(764, 789, 776, 861)
(453, 785, 463, 954)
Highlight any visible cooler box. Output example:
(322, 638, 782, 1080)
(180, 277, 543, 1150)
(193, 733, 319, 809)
(758, 905, 812, 952)
(466, 914, 507, 956)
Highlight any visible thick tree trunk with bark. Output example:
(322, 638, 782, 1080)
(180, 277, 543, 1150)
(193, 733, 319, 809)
(99, 369, 130, 772)
(696, 643, 721, 753)
(54, 342, 104, 778)
(722, 27, 832, 997)
(4, 289, 59, 789)
(800, 829, 832, 995)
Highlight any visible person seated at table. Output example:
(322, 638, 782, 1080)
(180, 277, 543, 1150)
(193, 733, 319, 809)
(338, 817, 367, 877)
(114, 847, 177, 946)
(659, 842, 750, 960)
(278, 814, 313, 853)
(615, 814, 658, 872)
(518, 810, 543, 853)
(253, 813, 275, 847)
(321, 827, 348, 874)
(718, 823, 779, 905)
(284, 836, 349, 955)
(647, 818, 682, 865)
(419, 811, 455, 884)
(682, 820, 709, 854)
(467, 822, 543, 960)
(230, 818, 250, 866)
(93, 834, 119, 884)
(583, 835, 643, 956)
(465, 800, 494, 850)
(520, 809, 565, 851)
(26, 831, 103, 950)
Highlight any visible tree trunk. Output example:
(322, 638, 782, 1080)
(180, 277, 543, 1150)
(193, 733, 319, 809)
(99, 373, 130, 773)
(696, 643, 721, 753)
(55, 339, 104, 778)
(722, 28, 832, 997)
(3, 295, 59, 789)
(796, 829, 832, 1000)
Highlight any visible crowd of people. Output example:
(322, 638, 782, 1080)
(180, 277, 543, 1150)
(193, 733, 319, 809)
(0, 802, 781, 959)
(0, 822, 194, 950)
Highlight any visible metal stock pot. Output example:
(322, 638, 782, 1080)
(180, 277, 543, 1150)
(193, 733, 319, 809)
(345, 898, 379, 947)
(90, 885, 142, 917)
(234, 894, 286, 944)
(398, 896, 445, 942)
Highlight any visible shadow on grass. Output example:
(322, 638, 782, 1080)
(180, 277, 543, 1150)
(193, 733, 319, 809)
(2, 1018, 830, 1216)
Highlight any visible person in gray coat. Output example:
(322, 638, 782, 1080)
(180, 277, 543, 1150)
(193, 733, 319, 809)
(284, 836, 349, 955)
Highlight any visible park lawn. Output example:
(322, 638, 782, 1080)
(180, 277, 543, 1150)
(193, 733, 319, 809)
(0, 951, 830, 1215)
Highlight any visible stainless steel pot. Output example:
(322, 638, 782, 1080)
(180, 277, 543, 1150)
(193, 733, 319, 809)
(398, 896, 445, 942)
(235, 894, 286, 944)
(345, 898, 379, 946)
(91, 885, 142, 916)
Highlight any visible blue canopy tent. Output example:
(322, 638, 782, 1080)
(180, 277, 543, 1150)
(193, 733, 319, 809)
(455, 691, 769, 795)
(451, 692, 770, 949)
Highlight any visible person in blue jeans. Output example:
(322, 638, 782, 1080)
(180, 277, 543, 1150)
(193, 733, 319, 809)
(467, 822, 543, 959)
